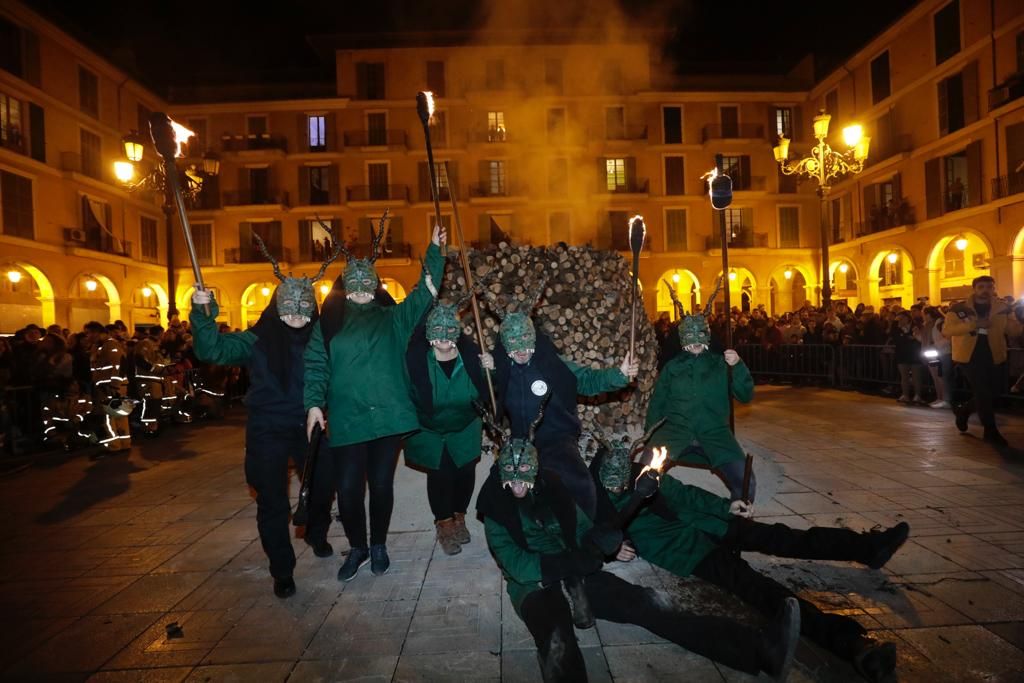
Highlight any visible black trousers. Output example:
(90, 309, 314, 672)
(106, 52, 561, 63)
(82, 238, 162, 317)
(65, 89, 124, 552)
(245, 420, 333, 579)
(332, 435, 401, 548)
(693, 519, 870, 661)
(538, 436, 597, 519)
(957, 341, 1002, 429)
(425, 447, 477, 521)
(520, 571, 762, 681)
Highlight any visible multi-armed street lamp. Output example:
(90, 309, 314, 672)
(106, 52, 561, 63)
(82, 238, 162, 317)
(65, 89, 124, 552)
(773, 110, 870, 309)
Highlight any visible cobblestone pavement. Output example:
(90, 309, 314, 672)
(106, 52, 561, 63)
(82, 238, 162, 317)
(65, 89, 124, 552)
(1, 387, 1023, 682)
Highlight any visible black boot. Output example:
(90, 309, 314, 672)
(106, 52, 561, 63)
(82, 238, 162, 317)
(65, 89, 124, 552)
(758, 597, 800, 682)
(865, 522, 910, 570)
(273, 576, 296, 599)
(955, 406, 969, 433)
(983, 428, 1009, 447)
(337, 547, 369, 582)
(306, 539, 334, 558)
(852, 638, 897, 682)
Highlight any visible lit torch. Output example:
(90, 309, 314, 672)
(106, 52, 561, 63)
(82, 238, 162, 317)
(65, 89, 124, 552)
(627, 214, 646, 364)
(416, 91, 445, 256)
(614, 446, 668, 529)
(641, 446, 668, 477)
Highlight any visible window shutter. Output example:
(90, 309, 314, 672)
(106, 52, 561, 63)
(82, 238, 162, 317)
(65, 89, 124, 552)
(21, 29, 40, 87)
(238, 167, 250, 197)
(925, 158, 943, 218)
(739, 156, 752, 189)
(239, 222, 251, 254)
(597, 212, 612, 249)
(355, 63, 368, 99)
(387, 216, 404, 252)
(891, 172, 902, 203)
(664, 157, 684, 195)
(767, 107, 778, 143)
(863, 183, 877, 223)
(625, 157, 637, 188)
(597, 158, 607, 192)
(965, 140, 983, 206)
(29, 103, 45, 163)
(740, 208, 754, 237)
(299, 219, 311, 259)
(445, 161, 458, 191)
(357, 217, 372, 246)
(328, 164, 340, 205)
(418, 162, 431, 201)
(962, 61, 979, 125)
(792, 106, 803, 142)
(937, 78, 949, 136)
(297, 113, 308, 152)
(478, 160, 490, 193)
(298, 166, 310, 205)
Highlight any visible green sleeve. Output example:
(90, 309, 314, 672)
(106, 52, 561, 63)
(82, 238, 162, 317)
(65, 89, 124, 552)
(731, 360, 754, 404)
(189, 298, 256, 366)
(303, 320, 330, 412)
(485, 517, 542, 586)
(645, 372, 670, 429)
(660, 475, 733, 520)
(562, 358, 628, 396)
(393, 243, 444, 338)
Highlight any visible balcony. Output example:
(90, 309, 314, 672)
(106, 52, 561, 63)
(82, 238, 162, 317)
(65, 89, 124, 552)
(778, 174, 799, 193)
(701, 124, 765, 143)
(732, 176, 767, 192)
(343, 130, 407, 148)
(992, 173, 1024, 200)
(605, 125, 648, 142)
(597, 179, 649, 195)
(220, 134, 288, 153)
(869, 133, 913, 164)
(417, 186, 453, 203)
(0, 126, 25, 154)
(989, 74, 1024, 110)
(856, 200, 916, 236)
(346, 184, 409, 202)
(224, 246, 292, 264)
(222, 190, 289, 207)
(705, 229, 768, 249)
(354, 242, 412, 259)
(473, 128, 509, 143)
(64, 227, 133, 257)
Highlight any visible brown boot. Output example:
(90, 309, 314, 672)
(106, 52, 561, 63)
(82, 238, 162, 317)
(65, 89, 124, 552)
(435, 518, 462, 555)
(452, 512, 471, 544)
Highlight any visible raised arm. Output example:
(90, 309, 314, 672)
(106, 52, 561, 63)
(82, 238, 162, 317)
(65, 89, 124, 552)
(393, 229, 446, 337)
(188, 294, 255, 366)
(563, 358, 630, 396)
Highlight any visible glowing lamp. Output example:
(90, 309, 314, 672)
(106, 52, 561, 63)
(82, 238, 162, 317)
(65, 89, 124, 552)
(728, 271, 737, 281)
(141, 286, 153, 298)
(260, 286, 271, 297)
(853, 137, 871, 162)
(85, 279, 98, 292)
(671, 273, 681, 284)
(382, 283, 389, 290)
(122, 131, 145, 162)
(887, 252, 899, 264)
(812, 111, 831, 139)
(783, 268, 793, 280)
(842, 124, 863, 149)
(772, 136, 790, 163)
(7, 269, 22, 283)
(114, 161, 135, 183)
(954, 236, 968, 251)
(202, 152, 220, 176)
(838, 263, 849, 274)
(319, 284, 330, 295)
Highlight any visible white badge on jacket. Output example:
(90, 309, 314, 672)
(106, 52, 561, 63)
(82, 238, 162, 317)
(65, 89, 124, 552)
(531, 380, 549, 396)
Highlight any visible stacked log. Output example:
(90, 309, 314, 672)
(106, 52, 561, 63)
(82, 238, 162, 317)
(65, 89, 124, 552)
(440, 242, 656, 448)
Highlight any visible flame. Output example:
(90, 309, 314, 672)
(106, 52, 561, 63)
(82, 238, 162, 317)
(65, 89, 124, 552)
(640, 446, 668, 477)
(701, 167, 719, 199)
(423, 91, 436, 122)
(169, 119, 195, 158)
(628, 214, 646, 237)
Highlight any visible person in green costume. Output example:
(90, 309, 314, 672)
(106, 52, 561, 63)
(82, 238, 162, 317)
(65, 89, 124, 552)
(404, 296, 490, 555)
(476, 404, 802, 683)
(646, 278, 756, 501)
(590, 434, 910, 683)
(305, 216, 446, 581)
(189, 234, 341, 599)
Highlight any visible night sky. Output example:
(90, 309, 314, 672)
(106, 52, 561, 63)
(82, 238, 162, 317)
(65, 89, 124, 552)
(27, 0, 919, 93)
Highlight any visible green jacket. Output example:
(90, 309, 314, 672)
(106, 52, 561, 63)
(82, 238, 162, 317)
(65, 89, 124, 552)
(485, 500, 593, 612)
(646, 352, 753, 467)
(611, 474, 732, 578)
(189, 298, 255, 366)
(303, 243, 445, 447)
(404, 351, 482, 469)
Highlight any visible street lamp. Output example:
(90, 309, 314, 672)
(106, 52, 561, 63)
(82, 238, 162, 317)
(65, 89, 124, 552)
(773, 109, 870, 309)
(7, 269, 22, 284)
(114, 120, 220, 319)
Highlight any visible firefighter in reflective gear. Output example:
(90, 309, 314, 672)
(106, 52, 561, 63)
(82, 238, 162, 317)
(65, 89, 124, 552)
(100, 397, 136, 452)
(132, 337, 169, 434)
(41, 381, 94, 449)
(91, 330, 130, 451)
(194, 362, 229, 418)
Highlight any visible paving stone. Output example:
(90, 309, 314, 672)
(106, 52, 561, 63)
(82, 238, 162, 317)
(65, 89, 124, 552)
(394, 650, 500, 681)
(102, 608, 246, 670)
(5, 614, 159, 676)
(86, 667, 192, 683)
(288, 656, 398, 682)
(897, 625, 1024, 682)
(402, 594, 501, 655)
(182, 662, 295, 682)
(602, 643, 725, 681)
(304, 597, 416, 658)
(91, 572, 211, 615)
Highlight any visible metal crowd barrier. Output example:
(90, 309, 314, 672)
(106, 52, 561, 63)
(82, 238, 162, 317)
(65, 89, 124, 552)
(836, 344, 899, 389)
(735, 344, 836, 385)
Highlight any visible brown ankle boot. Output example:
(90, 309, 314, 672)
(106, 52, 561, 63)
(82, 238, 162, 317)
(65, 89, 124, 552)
(452, 512, 471, 544)
(435, 518, 462, 555)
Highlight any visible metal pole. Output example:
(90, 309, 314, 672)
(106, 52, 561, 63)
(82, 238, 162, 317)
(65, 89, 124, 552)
(163, 202, 177, 319)
(819, 187, 831, 310)
(714, 154, 735, 434)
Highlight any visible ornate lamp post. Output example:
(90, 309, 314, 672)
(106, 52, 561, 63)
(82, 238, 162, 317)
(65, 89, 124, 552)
(114, 124, 220, 318)
(773, 110, 869, 309)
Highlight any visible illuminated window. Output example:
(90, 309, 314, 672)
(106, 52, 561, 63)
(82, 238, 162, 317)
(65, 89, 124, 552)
(307, 115, 326, 151)
(606, 158, 626, 191)
(487, 111, 505, 141)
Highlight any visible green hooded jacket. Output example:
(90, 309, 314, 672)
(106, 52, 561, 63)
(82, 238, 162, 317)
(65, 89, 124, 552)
(303, 243, 444, 447)
(404, 351, 482, 469)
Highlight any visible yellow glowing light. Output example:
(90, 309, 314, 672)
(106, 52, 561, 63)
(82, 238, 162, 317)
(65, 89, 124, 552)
(728, 271, 737, 281)
(260, 286, 270, 297)
(113, 161, 135, 183)
(141, 286, 153, 298)
(838, 263, 849, 274)
(954, 236, 968, 251)
(671, 272, 681, 284)
(812, 111, 831, 138)
(7, 270, 22, 284)
(642, 447, 668, 477)
(169, 119, 195, 158)
(85, 279, 98, 292)
(773, 137, 790, 163)
(842, 124, 863, 148)
(382, 283, 389, 290)
(424, 91, 435, 119)
(887, 252, 899, 264)
(319, 284, 330, 296)
(784, 268, 793, 280)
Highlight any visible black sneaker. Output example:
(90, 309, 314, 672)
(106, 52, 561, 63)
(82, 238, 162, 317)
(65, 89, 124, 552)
(852, 639, 897, 682)
(370, 544, 390, 576)
(273, 576, 296, 599)
(955, 407, 969, 433)
(759, 597, 800, 682)
(866, 522, 910, 570)
(337, 547, 369, 582)
(307, 539, 334, 558)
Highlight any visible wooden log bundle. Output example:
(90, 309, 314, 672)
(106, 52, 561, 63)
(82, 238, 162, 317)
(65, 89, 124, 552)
(440, 242, 657, 447)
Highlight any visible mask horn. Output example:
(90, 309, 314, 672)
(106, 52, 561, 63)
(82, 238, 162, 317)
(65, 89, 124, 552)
(474, 399, 508, 447)
(370, 209, 390, 262)
(630, 417, 666, 457)
(252, 232, 285, 282)
(312, 216, 346, 281)
(527, 394, 551, 443)
(662, 278, 685, 318)
(703, 275, 725, 318)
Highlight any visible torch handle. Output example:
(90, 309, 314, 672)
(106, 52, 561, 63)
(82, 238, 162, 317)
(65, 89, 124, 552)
(421, 123, 446, 257)
(741, 453, 753, 504)
(714, 153, 734, 433)
(447, 163, 497, 416)
(161, 157, 208, 316)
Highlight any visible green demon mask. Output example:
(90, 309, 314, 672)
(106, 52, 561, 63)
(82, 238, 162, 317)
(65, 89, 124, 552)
(426, 303, 461, 344)
(343, 259, 378, 295)
(276, 277, 317, 322)
(679, 314, 710, 349)
(498, 438, 539, 492)
(598, 440, 633, 493)
(500, 312, 536, 355)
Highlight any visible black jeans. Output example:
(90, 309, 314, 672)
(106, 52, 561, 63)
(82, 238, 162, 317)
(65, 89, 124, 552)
(245, 420, 333, 579)
(693, 519, 870, 661)
(957, 341, 1002, 429)
(520, 571, 762, 681)
(537, 436, 597, 519)
(425, 447, 477, 521)
(332, 435, 401, 548)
